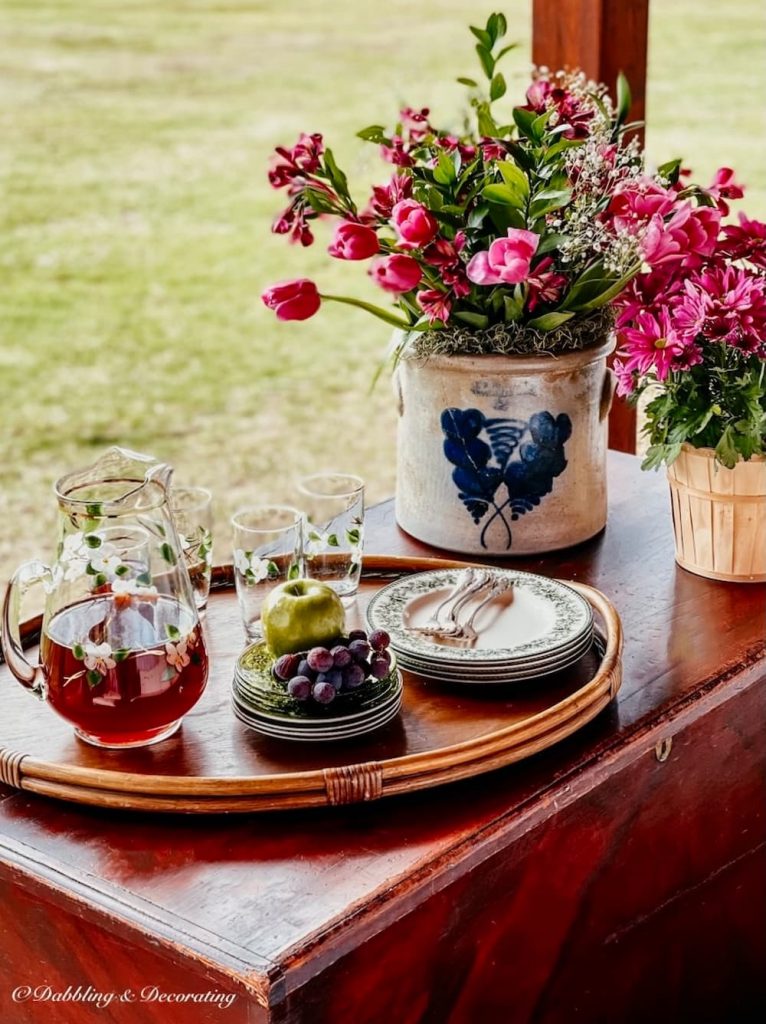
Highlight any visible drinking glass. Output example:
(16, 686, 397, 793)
(170, 487, 214, 612)
(298, 473, 364, 601)
(231, 505, 304, 641)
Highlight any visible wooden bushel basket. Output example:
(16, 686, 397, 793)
(667, 444, 766, 583)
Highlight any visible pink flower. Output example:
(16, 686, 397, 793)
(392, 199, 439, 250)
(327, 221, 379, 260)
(466, 229, 540, 286)
(416, 289, 452, 325)
(641, 204, 721, 269)
(261, 279, 321, 321)
(272, 201, 314, 247)
(619, 309, 687, 381)
(606, 179, 678, 232)
(525, 257, 568, 311)
(369, 254, 422, 293)
(523, 79, 593, 138)
(674, 266, 766, 351)
(268, 133, 324, 189)
(436, 135, 477, 160)
(612, 357, 636, 398)
(708, 167, 745, 213)
(615, 266, 682, 329)
(721, 212, 766, 270)
(380, 135, 415, 168)
(368, 174, 413, 219)
(480, 138, 509, 162)
(400, 107, 431, 142)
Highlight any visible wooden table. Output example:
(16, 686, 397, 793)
(1, 452, 764, 1024)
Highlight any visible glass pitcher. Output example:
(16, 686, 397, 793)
(1, 448, 209, 748)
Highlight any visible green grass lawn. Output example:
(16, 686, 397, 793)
(1, 0, 765, 573)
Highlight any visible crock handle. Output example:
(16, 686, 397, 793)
(1, 560, 51, 698)
(600, 367, 617, 422)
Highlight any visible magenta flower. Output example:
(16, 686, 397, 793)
(721, 213, 766, 270)
(480, 138, 508, 162)
(675, 266, 766, 352)
(268, 133, 324, 189)
(606, 178, 677, 232)
(523, 80, 593, 138)
(369, 254, 422, 293)
(525, 257, 568, 312)
(368, 174, 413, 219)
(416, 289, 452, 325)
(612, 356, 637, 398)
(466, 229, 540, 286)
(392, 200, 439, 250)
(436, 135, 477, 160)
(619, 309, 688, 381)
(641, 204, 720, 269)
(327, 221, 379, 261)
(400, 107, 432, 142)
(708, 166, 745, 214)
(272, 201, 314, 247)
(380, 135, 415, 168)
(262, 279, 321, 321)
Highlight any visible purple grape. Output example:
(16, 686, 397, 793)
(331, 645, 352, 668)
(370, 652, 392, 679)
(348, 629, 367, 642)
(327, 669, 344, 691)
(312, 681, 336, 704)
(344, 663, 366, 690)
(273, 653, 301, 681)
(356, 659, 371, 677)
(287, 676, 311, 700)
(348, 638, 370, 661)
(297, 658, 315, 680)
(368, 629, 390, 652)
(307, 647, 334, 673)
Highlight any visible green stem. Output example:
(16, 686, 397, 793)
(320, 294, 429, 331)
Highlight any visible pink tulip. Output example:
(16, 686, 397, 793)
(466, 229, 540, 286)
(327, 221, 379, 261)
(369, 254, 422, 293)
(261, 279, 321, 321)
(392, 199, 439, 250)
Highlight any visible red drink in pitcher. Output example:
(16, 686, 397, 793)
(41, 593, 208, 748)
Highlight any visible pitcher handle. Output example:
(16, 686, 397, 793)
(1, 560, 51, 698)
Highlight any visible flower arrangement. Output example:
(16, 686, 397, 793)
(261, 12, 664, 358)
(613, 176, 766, 469)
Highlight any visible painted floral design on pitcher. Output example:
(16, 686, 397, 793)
(441, 408, 572, 550)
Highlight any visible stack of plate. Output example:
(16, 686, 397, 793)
(366, 568, 595, 685)
(232, 643, 403, 742)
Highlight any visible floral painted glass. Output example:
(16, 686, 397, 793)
(298, 473, 364, 601)
(170, 487, 213, 612)
(1, 448, 208, 749)
(231, 506, 304, 641)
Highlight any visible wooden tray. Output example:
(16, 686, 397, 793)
(0, 556, 623, 813)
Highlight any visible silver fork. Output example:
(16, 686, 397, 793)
(411, 570, 492, 637)
(436, 578, 513, 647)
(406, 568, 476, 635)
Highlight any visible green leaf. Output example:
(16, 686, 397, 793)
(87, 670, 103, 688)
(72, 643, 85, 660)
(454, 311, 490, 328)
(162, 666, 177, 682)
(497, 160, 529, 199)
(490, 73, 507, 101)
(267, 560, 280, 578)
(160, 542, 177, 565)
(323, 148, 350, 200)
(495, 43, 518, 61)
(529, 188, 572, 221)
(544, 137, 586, 161)
(93, 573, 107, 587)
(433, 148, 457, 186)
(486, 13, 500, 43)
(457, 76, 479, 87)
(356, 124, 389, 143)
(483, 183, 526, 209)
(477, 104, 498, 137)
(475, 44, 495, 79)
(321, 294, 426, 331)
(326, 534, 340, 547)
(85, 503, 103, 517)
(487, 201, 526, 232)
(84, 534, 102, 549)
(503, 291, 525, 322)
(114, 564, 129, 577)
(470, 25, 492, 47)
(657, 157, 683, 185)
(467, 202, 489, 228)
(616, 71, 632, 124)
(494, 12, 508, 38)
(536, 232, 566, 256)
(287, 561, 301, 581)
(715, 426, 740, 469)
(113, 648, 130, 663)
(346, 527, 362, 545)
(527, 311, 576, 331)
(303, 188, 338, 215)
(165, 623, 181, 640)
(512, 106, 539, 141)
(532, 110, 552, 138)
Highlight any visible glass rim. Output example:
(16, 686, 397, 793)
(297, 472, 365, 499)
(230, 504, 304, 534)
(170, 486, 213, 514)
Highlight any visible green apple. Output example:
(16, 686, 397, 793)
(260, 578, 345, 656)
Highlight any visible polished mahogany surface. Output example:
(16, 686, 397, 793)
(1, 452, 764, 1023)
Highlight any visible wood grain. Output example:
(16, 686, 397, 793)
(1, 453, 764, 1023)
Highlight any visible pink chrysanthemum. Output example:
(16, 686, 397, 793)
(674, 266, 766, 352)
(619, 309, 687, 381)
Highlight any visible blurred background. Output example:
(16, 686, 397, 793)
(2, 0, 765, 575)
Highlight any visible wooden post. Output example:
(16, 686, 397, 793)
(532, 0, 650, 453)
